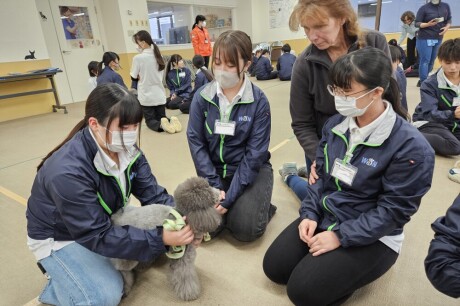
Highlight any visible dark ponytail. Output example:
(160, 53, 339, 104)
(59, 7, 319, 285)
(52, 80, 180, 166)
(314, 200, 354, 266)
(330, 47, 409, 121)
(192, 15, 206, 30)
(97, 52, 120, 75)
(192, 54, 213, 81)
(37, 84, 143, 171)
(384, 77, 409, 121)
(133, 30, 165, 71)
(166, 54, 182, 77)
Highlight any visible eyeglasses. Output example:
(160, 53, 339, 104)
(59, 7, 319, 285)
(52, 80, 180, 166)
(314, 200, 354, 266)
(327, 84, 372, 101)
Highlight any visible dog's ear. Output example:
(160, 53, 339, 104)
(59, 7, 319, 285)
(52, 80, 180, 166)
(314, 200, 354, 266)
(174, 177, 217, 213)
(186, 206, 221, 233)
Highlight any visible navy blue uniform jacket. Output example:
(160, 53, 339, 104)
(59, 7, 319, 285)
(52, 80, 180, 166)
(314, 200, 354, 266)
(26, 128, 174, 262)
(255, 57, 273, 80)
(276, 53, 296, 80)
(166, 67, 192, 98)
(301, 105, 434, 248)
(413, 70, 460, 133)
(97, 67, 126, 88)
(425, 194, 460, 298)
(187, 80, 271, 208)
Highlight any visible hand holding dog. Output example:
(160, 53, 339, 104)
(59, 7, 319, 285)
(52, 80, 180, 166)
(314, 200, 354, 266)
(214, 190, 227, 215)
(163, 221, 195, 246)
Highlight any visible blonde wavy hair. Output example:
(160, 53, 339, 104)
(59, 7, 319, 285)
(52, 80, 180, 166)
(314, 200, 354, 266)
(289, 0, 366, 47)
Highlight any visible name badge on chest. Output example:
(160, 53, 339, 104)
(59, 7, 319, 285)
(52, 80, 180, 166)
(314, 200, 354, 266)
(204, 39, 209, 44)
(179, 72, 186, 78)
(453, 97, 460, 107)
(331, 158, 358, 186)
(214, 120, 236, 136)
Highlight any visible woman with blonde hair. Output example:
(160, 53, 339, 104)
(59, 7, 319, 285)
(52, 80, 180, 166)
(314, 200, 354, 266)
(279, 0, 391, 202)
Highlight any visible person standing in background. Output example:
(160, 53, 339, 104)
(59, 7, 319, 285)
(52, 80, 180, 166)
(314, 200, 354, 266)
(191, 15, 212, 69)
(415, 0, 452, 87)
(398, 11, 418, 70)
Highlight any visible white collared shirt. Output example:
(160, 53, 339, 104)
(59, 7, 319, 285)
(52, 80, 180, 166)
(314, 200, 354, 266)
(441, 69, 460, 96)
(216, 76, 248, 121)
(348, 101, 390, 149)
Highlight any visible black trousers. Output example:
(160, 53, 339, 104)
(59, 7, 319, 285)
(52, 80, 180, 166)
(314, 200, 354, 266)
(142, 105, 166, 132)
(263, 219, 398, 306)
(418, 122, 460, 156)
(257, 71, 278, 80)
(405, 37, 417, 69)
(166, 96, 183, 110)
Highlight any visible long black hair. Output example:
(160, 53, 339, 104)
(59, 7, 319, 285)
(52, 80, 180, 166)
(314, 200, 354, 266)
(165, 54, 183, 77)
(192, 55, 213, 81)
(37, 84, 143, 171)
(97, 51, 120, 75)
(192, 15, 206, 30)
(132, 30, 165, 71)
(329, 47, 409, 120)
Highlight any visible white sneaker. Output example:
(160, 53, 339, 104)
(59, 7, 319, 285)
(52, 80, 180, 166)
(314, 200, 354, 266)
(448, 161, 460, 184)
(170, 116, 182, 133)
(160, 117, 175, 134)
(278, 162, 298, 182)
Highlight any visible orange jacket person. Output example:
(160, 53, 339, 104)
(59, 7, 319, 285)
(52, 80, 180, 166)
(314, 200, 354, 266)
(191, 15, 212, 68)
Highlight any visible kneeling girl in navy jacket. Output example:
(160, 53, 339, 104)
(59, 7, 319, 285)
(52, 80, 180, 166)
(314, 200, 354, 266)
(165, 54, 193, 110)
(263, 47, 435, 305)
(26, 84, 195, 305)
(187, 30, 275, 242)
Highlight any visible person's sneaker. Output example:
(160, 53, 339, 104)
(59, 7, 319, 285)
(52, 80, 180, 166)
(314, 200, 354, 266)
(416, 80, 421, 87)
(448, 161, 460, 184)
(278, 162, 298, 182)
(170, 116, 182, 133)
(160, 117, 176, 134)
(297, 165, 308, 178)
(268, 203, 277, 222)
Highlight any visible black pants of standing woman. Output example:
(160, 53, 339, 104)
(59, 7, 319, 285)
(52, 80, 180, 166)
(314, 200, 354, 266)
(263, 219, 398, 306)
(203, 56, 210, 69)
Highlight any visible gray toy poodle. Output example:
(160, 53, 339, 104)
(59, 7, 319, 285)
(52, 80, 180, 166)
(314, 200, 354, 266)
(110, 177, 222, 301)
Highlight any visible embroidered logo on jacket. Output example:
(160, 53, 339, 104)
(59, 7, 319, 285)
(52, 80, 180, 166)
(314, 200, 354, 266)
(238, 116, 252, 122)
(361, 157, 378, 168)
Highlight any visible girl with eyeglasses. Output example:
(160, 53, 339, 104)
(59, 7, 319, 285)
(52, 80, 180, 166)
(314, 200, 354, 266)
(264, 47, 435, 305)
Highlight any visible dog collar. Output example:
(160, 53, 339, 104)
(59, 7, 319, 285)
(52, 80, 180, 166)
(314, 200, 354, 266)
(163, 209, 186, 259)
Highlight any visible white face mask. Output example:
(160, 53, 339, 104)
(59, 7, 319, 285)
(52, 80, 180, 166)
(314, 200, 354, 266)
(135, 46, 143, 53)
(431, 0, 440, 4)
(334, 88, 377, 117)
(202, 21, 206, 27)
(97, 128, 138, 153)
(214, 68, 242, 89)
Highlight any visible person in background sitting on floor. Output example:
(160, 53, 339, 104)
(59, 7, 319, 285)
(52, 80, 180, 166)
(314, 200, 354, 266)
(276, 44, 297, 81)
(131, 30, 180, 134)
(425, 193, 460, 298)
(248, 49, 262, 77)
(165, 54, 193, 110)
(187, 30, 276, 242)
(412, 38, 460, 156)
(388, 39, 406, 68)
(389, 45, 408, 112)
(180, 55, 214, 114)
(255, 50, 278, 80)
(26, 84, 195, 306)
(87, 60, 98, 94)
(96, 52, 126, 88)
(263, 47, 434, 306)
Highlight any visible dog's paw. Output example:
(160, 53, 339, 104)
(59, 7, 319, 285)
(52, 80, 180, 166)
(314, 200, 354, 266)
(169, 270, 201, 301)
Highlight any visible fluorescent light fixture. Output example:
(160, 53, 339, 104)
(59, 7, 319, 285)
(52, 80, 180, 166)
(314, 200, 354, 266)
(370, 1, 392, 5)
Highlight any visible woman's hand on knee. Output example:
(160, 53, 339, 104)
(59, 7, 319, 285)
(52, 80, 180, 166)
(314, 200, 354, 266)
(298, 218, 317, 245)
(309, 161, 319, 185)
(162, 224, 194, 246)
(308, 231, 341, 257)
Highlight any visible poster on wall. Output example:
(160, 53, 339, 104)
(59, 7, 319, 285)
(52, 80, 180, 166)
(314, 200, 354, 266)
(59, 6, 97, 49)
(269, 0, 296, 29)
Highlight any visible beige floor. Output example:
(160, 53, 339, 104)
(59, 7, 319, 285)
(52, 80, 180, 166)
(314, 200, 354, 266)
(1, 77, 459, 306)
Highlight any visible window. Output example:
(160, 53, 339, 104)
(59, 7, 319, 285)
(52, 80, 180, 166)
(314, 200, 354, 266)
(147, 2, 191, 45)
